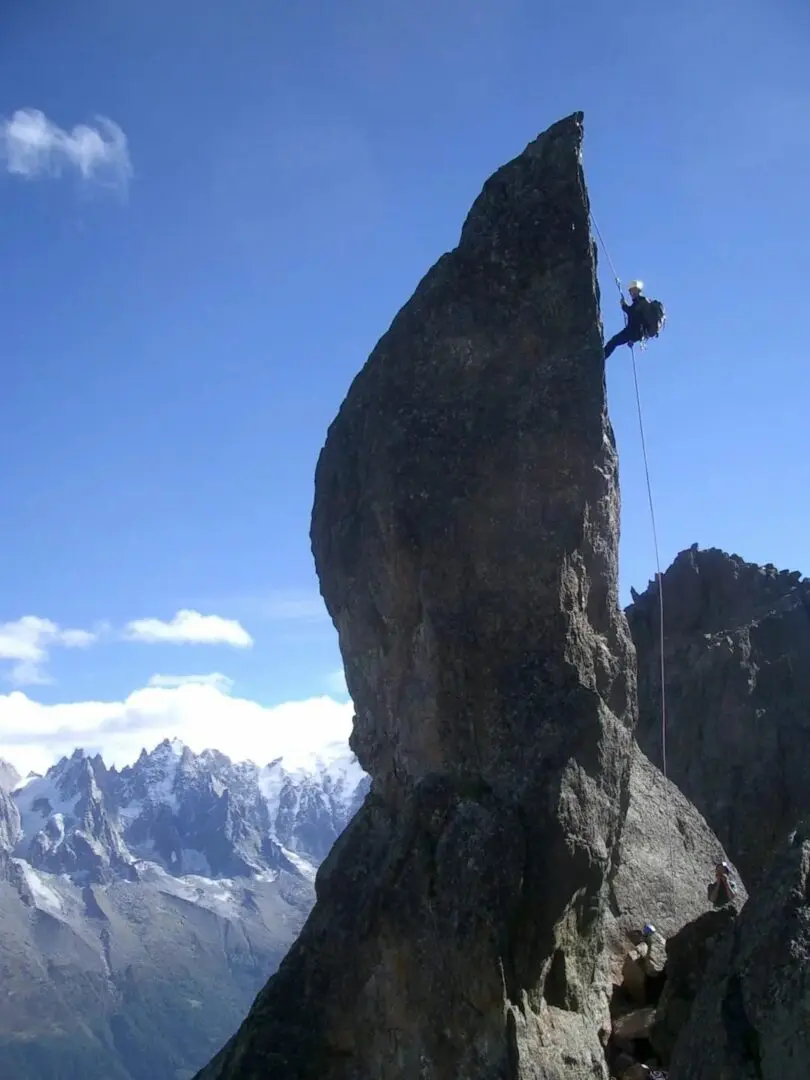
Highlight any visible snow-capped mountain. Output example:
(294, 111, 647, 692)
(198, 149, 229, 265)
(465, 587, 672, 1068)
(8, 738, 369, 885)
(0, 738, 369, 1080)
(0, 758, 19, 792)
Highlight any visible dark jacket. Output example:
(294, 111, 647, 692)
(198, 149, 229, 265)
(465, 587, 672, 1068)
(622, 295, 651, 340)
(707, 876, 736, 907)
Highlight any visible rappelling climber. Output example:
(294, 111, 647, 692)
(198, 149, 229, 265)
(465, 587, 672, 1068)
(604, 280, 665, 359)
(707, 860, 737, 907)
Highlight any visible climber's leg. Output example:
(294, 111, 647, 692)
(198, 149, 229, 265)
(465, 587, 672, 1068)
(604, 327, 633, 359)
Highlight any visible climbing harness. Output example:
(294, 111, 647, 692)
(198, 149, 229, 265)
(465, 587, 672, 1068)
(590, 209, 675, 885)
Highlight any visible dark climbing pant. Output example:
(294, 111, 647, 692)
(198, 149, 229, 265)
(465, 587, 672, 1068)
(604, 327, 641, 358)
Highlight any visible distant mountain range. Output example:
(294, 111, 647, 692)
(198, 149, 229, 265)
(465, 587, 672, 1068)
(0, 738, 369, 1080)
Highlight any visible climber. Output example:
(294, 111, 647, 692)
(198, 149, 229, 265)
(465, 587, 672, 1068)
(604, 280, 665, 359)
(707, 860, 736, 907)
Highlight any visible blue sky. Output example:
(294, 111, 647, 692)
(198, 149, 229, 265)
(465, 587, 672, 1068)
(1, 0, 808, 773)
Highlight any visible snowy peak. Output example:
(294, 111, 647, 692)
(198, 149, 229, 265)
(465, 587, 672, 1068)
(9, 738, 369, 885)
(0, 758, 20, 792)
(0, 787, 20, 853)
(13, 750, 130, 881)
(259, 745, 367, 861)
(119, 738, 185, 808)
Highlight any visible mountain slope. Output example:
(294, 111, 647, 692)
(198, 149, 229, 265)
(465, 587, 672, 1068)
(0, 737, 368, 1080)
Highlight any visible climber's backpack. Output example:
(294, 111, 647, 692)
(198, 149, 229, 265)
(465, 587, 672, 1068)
(642, 298, 666, 339)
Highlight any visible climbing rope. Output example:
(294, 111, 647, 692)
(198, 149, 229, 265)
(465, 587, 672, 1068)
(589, 209, 675, 886)
(628, 344, 675, 883)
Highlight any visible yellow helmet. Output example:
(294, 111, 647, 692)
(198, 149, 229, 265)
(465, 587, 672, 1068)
(627, 279, 644, 292)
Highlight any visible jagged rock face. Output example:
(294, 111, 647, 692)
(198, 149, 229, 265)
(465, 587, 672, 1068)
(262, 757, 370, 863)
(12, 739, 366, 883)
(118, 743, 288, 878)
(198, 111, 636, 1080)
(0, 759, 20, 792)
(0, 761, 22, 856)
(0, 789, 20, 854)
(668, 823, 810, 1078)
(629, 545, 810, 886)
(18, 752, 131, 882)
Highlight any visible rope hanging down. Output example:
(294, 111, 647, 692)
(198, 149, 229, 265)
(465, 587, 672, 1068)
(590, 210, 673, 882)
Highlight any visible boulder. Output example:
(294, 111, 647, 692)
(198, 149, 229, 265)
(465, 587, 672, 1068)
(606, 745, 745, 969)
(628, 545, 810, 887)
(613, 1006, 656, 1043)
(621, 945, 651, 1007)
(668, 822, 810, 1078)
(195, 110, 636, 1080)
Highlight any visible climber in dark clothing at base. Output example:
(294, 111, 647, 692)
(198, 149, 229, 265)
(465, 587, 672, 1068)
(708, 861, 737, 907)
(604, 279, 652, 358)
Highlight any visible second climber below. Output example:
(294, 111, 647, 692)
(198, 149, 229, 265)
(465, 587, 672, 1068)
(604, 279, 664, 358)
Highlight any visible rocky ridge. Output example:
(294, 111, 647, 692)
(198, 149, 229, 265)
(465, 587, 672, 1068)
(10, 737, 368, 883)
(629, 544, 810, 887)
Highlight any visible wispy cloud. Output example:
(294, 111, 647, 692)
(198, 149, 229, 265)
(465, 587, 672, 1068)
(124, 610, 253, 648)
(0, 616, 98, 687)
(211, 590, 328, 624)
(265, 596, 328, 621)
(147, 672, 235, 693)
(59, 628, 98, 648)
(0, 683, 355, 777)
(1, 108, 132, 191)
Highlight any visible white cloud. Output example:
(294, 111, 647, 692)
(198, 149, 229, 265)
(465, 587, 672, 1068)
(0, 682, 355, 777)
(124, 610, 253, 648)
(59, 628, 98, 649)
(0, 616, 98, 687)
(147, 672, 235, 692)
(1, 108, 132, 190)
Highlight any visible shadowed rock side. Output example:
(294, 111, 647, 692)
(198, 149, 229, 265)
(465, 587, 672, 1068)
(195, 111, 636, 1080)
(669, 822, 810, 1079)
(628, 545, 810, 887)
